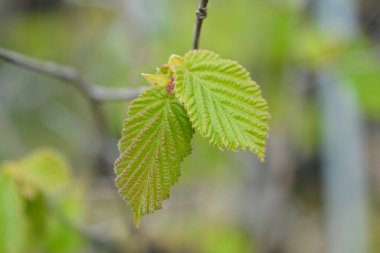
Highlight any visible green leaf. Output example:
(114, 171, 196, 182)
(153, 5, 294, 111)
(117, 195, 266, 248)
(18, 149, 71, 196)
(115, 87, 193, 227)
(169, 54, 184, 68)
(171, 50, 270, 161)
(0, 172, 27, 253)
(24, 193, 48, 250)
(46, 187, 85, 253)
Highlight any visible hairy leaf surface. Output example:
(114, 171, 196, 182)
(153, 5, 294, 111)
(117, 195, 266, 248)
(172, 50, 270, 160)
(115, 87, 193, 226)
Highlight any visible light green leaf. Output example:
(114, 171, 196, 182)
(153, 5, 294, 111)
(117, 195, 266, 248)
(171, 50, 270, 161)
(115, 87, 193, 227)
(18, 149, 71, 195)
(0, 172, 27, 253)
(142, 73, 170, 88)
(168, 54, 184, 68)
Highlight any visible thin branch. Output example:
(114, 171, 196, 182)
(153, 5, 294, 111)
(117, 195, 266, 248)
(192, 0, 210, 50)
(0, 47, 143, 102)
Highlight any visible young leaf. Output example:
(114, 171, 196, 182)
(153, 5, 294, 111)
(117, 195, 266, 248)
(142, 73, 170, 88)
(171, 50, 270, 161)
(156, 64, 170, 75)
(114, 87, 193, 227)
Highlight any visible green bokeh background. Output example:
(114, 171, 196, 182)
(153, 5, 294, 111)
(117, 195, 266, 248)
(0, 0, 380, 252)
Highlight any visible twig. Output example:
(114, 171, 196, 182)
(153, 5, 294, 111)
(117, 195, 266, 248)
(0, 47, 143, 102)
(192, 0, 210, 50)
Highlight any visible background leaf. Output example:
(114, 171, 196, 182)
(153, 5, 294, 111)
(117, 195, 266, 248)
(115, 87, 193, 226)
(0, 172, 27, 253)
(18, 149, 71, 195)
(172, 50, 270, 161)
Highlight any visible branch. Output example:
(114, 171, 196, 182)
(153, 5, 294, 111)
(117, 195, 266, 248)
(0, 47, 145, 174)
(0, 47, 144, 102)
(192, 0, 210, 50)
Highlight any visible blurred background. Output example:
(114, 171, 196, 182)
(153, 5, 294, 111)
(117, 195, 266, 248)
(0, 0, 379, 252)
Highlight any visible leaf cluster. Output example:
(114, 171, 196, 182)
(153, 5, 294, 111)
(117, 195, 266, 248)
(115, 50, 270, 227)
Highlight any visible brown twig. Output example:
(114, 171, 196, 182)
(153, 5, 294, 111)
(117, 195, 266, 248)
(192, 0, 210, 50)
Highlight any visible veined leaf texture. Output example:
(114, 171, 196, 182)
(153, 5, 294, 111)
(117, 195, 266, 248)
(115, 87, 193, 227)
(115, 50, 269, 227)
(173, 50, 270, 161)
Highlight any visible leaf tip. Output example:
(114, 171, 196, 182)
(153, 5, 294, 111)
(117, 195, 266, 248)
(133, 212, 143, 228)
(134, 220, 141, 229)
(257, 149, 267, 162)
(168, 54, 184, 68)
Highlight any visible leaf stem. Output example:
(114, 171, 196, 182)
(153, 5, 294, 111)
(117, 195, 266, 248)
(192, 0, 209, 50)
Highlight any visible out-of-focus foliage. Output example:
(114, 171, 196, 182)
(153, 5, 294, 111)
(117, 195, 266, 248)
(0, 172, 27, 253)
(8, 149, 70, 196)
(341, 42, 380, 118)
(0, 149, 85, 253)
(200, 225, 255, 253)
(295, 29, 380, 119)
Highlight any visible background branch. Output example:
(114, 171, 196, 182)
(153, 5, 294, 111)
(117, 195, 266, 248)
(0, 47, 144, 173)
(192, 0, 209, 50)
(0, 47, 144, 102)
